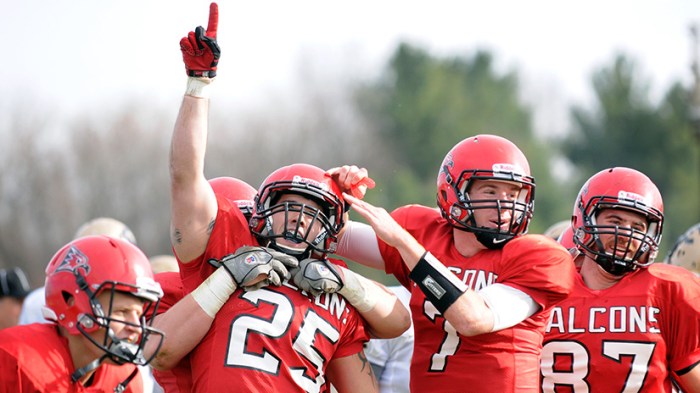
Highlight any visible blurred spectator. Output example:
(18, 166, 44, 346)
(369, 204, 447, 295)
(74, 217, 137, 244)
(0, 267, 31, 330)
(149, 255, 179, 274)
(365, 285, 414, 393)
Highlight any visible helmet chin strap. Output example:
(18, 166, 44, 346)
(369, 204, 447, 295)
(113, 367, 139, 393)
(593, 254, 633, 276)
(70, 345, 140, 393)
(474, 231, 511, 250)
(590, 233, 635, 276)
(70, 354, 108, 384)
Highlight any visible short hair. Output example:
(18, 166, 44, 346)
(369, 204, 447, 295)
(74, 217, 136, 245)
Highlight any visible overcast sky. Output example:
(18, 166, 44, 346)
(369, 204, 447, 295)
(2, 0, 699, 134)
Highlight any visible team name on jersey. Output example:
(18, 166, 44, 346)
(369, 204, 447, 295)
(448, 267, 498, 291)
(546, 305, 661, 334)
(282, 280, 351, 323)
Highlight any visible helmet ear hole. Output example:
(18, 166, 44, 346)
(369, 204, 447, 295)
(63, 291, 75, 305)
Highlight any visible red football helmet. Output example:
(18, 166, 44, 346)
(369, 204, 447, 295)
(436, 134, 535, 248)
(209, 176, 257, 220)
(249, 163, 345, 258)
(571, 167, 664, 275)
(43, 235, 164, 366)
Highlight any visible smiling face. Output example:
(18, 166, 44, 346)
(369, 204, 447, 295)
(594, 208, 648, 261)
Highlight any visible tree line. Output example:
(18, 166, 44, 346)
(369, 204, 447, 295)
(0, 42, 697, 286)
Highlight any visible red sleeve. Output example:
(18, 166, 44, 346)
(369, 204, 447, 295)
(143, 272, 185, 320)
(651, 265, 700, 373)
(378, 205, 445, 288)
(153, 272, 185, 314)
(0, 348, 23, 392)
(497, 234, 576, 308)
(178, 195, 257, 293)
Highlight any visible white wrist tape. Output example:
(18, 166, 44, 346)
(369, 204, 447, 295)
(338, 267, 379, 313)
(185, 76, 213, 98)
(191, 267, 237, 318)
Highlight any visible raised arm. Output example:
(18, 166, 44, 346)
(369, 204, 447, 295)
(170, 2, 220, 264)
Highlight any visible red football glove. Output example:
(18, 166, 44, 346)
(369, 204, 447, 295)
(180, 3, 220, 77)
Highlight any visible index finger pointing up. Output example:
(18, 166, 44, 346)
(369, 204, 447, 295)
(206, 2, 219, 38)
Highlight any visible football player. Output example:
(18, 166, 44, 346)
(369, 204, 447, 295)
(326, 134, 576, 392)
(0, 236, 163, 392)
(666, 222, 700, 276)
(541, 167, 700, 392)
(148, 4, 409, 391)
(19, 216, 137, 326)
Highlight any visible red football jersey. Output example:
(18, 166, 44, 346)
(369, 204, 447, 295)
(180, 197, 370, 393)
(178, 195, 259, 293)
(0, 323, 143, 393)
(379, 204, 576, 393)
(151, 272, 192, 393)
(541, 264, 700, 393)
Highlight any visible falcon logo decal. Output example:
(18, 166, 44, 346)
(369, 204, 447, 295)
(55, 246, 91, 276)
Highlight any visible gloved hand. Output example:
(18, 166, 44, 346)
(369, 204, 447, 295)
(217, 246, 298, 290)
(291, 258, 344, 297)
(180, 2, 221, 77)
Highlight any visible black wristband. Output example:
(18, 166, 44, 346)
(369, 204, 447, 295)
(409, 251, 467, 314)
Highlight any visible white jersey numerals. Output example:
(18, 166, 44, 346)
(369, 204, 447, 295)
(226, 289, 340, 393)
(541, 340, 656, 393)
(424, 300, 460, 371)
